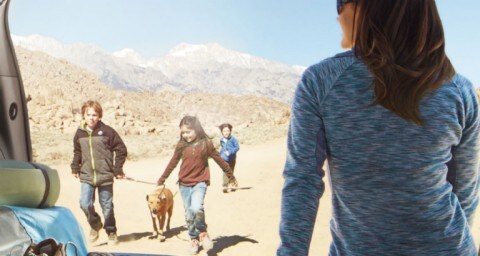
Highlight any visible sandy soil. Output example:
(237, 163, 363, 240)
(51, 137, 480, 256)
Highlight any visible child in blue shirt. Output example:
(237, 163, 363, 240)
(218, 123, 240, 193)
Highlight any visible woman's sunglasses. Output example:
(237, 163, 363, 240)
(337, 0, 357, 14)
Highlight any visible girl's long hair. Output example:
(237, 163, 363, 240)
(353, 0, 455, 124)
(178, 115, 209, 141)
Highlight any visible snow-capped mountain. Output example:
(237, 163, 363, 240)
(112, 48, 148, 67)
(12, 34, 305, 102)
(12, 35, 170, 91)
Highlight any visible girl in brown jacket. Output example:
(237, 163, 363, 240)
(157, 115, 238, 255)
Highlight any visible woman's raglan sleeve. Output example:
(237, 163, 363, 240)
(277, 67, 327, 255)
(450, 81, 480, 225)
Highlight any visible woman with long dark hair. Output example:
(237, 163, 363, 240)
(278, 1, 479, 255)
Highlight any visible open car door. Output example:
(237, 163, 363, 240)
(0, 0, 32, 162)
(0, 2, 89, 255)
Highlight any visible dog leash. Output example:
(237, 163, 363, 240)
(122, 176, 157, 185)
(126, 177, 179, 199)
(156, 184, 166, 195)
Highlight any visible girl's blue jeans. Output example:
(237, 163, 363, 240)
(179, 182, 208, 239)
(79, 182, 117, 234)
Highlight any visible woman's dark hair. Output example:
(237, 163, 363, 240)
(218, 123, 233, 131)
(353, 0, 455, 124)
(179, 115, 209, 141)
(337, 0, 356, 14)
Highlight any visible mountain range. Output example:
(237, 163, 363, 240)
(13, 41, 291, 164)
(12, 34, 304, 103)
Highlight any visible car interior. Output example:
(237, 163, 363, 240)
(0, 0, 32, 162)
(0, 1, 90, 255)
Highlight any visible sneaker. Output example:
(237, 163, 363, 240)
(88, 228, 99, 243)
(188, 239, 199, 255)
(222, 186, 228, 193)
(199, 231, 213, 251)
(108, 232, 119, 246)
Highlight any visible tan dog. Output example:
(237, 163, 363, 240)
(146, 186, 174, 242)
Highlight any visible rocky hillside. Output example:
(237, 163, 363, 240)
(15, 47, 290, 164)
(13, 35, 303, 103)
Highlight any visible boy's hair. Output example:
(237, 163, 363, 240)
(179, 115, 209, 141)
(81, 100, 103, 118)
(218, 123, 233, 131)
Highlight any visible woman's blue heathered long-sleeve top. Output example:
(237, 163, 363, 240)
(278, 50, 480, 256)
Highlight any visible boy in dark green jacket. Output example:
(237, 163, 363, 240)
(70, 100, 127, 246)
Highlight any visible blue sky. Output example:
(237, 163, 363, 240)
(8, 0, 480, 87)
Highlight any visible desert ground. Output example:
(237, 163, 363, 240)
(50, 137, 480, 256)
